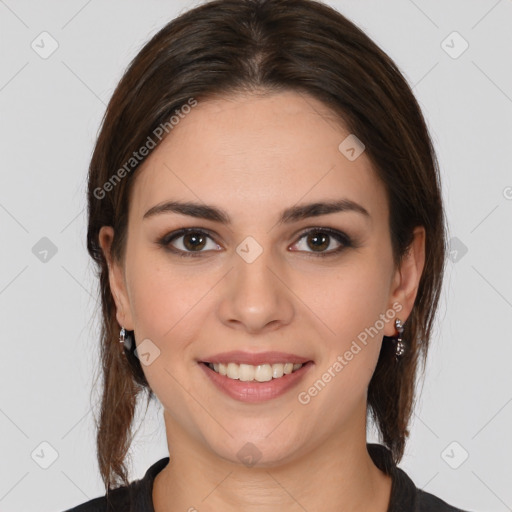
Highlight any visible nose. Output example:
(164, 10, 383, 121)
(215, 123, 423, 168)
(217, 242, 295, 334)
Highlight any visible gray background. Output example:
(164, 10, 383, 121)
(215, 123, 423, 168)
(1, 0, 511, 510)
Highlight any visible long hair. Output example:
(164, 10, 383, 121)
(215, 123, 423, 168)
(86, 0, 447, 492)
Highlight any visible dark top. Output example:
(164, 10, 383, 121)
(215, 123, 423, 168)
(63, 443, 472, 512)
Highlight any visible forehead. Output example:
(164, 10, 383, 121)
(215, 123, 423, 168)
(129, 91, 387, 225)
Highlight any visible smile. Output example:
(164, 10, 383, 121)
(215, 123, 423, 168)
(199, 360, 314, 403)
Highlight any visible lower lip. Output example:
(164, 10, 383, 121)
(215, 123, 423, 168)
(199, 361, 314, 403)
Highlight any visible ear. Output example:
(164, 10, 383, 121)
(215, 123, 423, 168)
(384, 226, 426, 337)
(98, 226, 135, 330)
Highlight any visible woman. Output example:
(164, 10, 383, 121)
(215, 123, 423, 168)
(66, 0, 473, 510)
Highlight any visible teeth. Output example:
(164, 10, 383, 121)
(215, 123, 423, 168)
(208, 362, 304, 382)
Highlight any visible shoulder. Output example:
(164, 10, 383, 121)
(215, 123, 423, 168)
(62, 485, 130, 512)
(416, 487, 473, 512)
(367, 443, 474, 512)
(61, 457, 170, 512)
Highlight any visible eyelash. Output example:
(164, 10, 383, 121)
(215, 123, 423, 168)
(156, 227, 355, 258)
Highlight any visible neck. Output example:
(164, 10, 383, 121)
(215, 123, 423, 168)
(152, 409, 392, 512)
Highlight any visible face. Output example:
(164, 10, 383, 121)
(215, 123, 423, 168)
(100, 90, 424, 467)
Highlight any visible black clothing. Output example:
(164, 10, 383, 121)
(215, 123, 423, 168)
(64, 443, 472, 511)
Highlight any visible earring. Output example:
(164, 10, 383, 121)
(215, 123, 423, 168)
(117, 327, 148, 385)
(119, 327, 133, 352)
(393, 318, 406, 361)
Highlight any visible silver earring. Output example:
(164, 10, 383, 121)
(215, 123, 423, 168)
(117, 328, 147, 385)
(119, 327, 133, 352)
(394, 318, 405, 360)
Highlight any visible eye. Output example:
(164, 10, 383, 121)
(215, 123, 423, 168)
(158, 228, 221, 257)
(289, 228, 352, 257)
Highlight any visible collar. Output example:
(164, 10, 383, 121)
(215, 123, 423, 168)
(128, 443, 418, 512)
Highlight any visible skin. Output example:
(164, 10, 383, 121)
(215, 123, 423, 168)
(99, 90, 425, 512)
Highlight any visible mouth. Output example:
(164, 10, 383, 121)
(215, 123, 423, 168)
(198, 358, 315, 403)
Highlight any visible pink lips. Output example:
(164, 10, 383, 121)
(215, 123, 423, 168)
(198, 357, 315, 403)
(199, 350, 312, 366)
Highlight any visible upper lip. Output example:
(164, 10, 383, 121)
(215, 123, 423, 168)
(199, 351, 313, 366)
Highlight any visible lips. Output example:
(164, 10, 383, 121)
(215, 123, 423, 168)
(199, 359, 315, 402)
(198, 350, 313, 366)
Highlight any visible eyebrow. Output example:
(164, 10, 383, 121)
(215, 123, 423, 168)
(143, 199, 370, 225)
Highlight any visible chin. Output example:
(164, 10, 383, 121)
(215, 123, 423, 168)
(205, 430, 307, 469)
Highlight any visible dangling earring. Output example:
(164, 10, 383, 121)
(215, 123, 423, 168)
(393, 318, 406, 361)
(117, 327, 148, 385)
(119, 327, 126, 348)
(119, 327, 133, 352)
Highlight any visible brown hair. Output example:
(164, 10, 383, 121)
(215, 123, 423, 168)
(86, 0, 447, 493)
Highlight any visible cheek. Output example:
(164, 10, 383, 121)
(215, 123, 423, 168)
(304, 254, 392, 385)
(315, 257, 391, 332)
(296, 265, 391, 420)
(126, 255, 211, 398)
(126, 250, 210, 341)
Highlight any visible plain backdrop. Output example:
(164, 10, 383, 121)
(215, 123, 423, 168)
(0, 1, 511, 511)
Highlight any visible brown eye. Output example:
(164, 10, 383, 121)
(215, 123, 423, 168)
(182, 232, 207, 251)
(159, 228, 221, 256)
(306, 231, 330, 252)
(290, 228, 352, 256)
